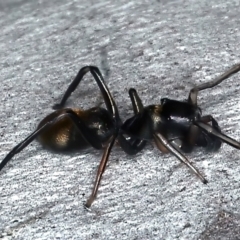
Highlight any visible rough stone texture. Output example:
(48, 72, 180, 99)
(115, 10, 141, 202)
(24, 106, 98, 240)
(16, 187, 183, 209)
(0, 0, 240, 239)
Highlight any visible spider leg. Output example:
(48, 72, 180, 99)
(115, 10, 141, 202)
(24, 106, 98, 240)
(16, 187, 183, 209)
(0, 110, 104, 171)
(200, 115, 220, 130)
(53, 66, 91, 109)
(129, 88, 144, 114)
(176, 115, 222, 152)
(53, 66, 118, 120)
(127, 88, 147, 149)
(194, 120, 240, 150)
(153, 132, 208, 184)
(175, 124, 200, 153)
(84, 88, 148, 207)
(188, 63, 240, 105)
(1, 127, 47, 171)
(85, 134, 117, 208)
(118, 88, 147, 155)
(197, 115, 222, 151)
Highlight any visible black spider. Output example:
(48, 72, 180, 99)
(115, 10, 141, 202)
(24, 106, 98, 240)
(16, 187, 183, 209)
(1, 64, 240, 208)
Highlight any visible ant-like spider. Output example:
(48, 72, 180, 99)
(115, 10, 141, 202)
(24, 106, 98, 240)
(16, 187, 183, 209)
(121, 64, 240, 184)
(1, 64, 240, 208)
(0, 66, 146, 208)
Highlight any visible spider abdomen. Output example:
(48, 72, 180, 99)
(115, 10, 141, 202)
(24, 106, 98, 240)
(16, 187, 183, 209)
(37, 107, 114, 151)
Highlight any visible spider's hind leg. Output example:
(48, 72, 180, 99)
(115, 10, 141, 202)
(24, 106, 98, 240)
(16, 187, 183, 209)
(0, 109, 103, 171)
(53, 66, 118, 119)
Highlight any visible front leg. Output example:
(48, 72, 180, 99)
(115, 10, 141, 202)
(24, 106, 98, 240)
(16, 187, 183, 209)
(188, 63, 240, 105)
(194, 118, 240, 150)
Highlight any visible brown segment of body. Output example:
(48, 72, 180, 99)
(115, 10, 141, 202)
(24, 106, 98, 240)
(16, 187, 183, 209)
(37, 108, 89, 151)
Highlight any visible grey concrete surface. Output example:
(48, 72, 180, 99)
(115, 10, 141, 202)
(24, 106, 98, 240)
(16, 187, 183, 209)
(0, 0, 240, 239)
